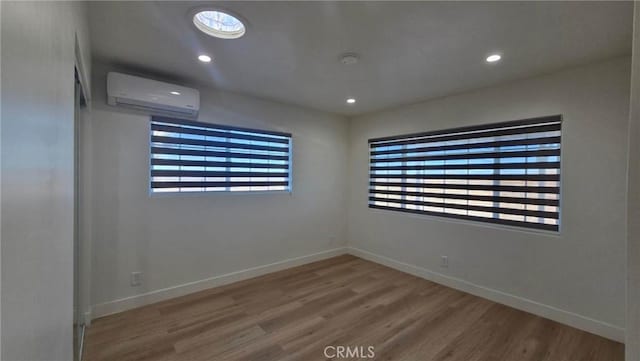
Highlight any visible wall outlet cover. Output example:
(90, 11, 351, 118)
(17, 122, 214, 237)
(130, 272, 143, 286)
(440, 256, 449, 268)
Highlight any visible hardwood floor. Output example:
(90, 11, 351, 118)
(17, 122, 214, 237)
(84, 255, 623, 361)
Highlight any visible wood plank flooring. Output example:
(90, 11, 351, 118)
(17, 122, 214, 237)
(84, 255, 623, 361)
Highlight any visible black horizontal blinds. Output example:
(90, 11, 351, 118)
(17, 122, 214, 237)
(368, 115, 562, 231)
(150, 116, 291, 193)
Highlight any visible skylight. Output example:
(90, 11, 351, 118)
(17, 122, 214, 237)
(193, 10, 246, 39)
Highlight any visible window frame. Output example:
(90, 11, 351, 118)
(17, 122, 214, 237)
(148, 116, 293, 196)
(367, 115, 563, 233)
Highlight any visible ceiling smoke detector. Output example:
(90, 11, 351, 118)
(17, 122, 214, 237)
(339, 53, 360, 65)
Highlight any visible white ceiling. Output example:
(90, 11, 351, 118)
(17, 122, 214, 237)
(88, 1, 633, 116)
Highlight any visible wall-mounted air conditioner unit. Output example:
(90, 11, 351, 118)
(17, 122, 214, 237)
(107, 72, 200, 119)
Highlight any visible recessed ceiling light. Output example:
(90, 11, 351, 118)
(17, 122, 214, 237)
(170, 91, 181, 95)
(193, 10, 246, 39)
(486, 54, 502, 63)
(340, 53, 360, 65)
(346, 98, 356, 104)
(198, 55, 212, 63)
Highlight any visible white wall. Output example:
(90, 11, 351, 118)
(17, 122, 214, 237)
(88, 64, 349, 311)
(627, 3, 640, 360)
(348, 57, 630, 340)
(1, 1, 91, 360)
(1, 1, 3, 355)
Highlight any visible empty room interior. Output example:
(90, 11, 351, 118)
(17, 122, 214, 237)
(3, 1, 640, 360)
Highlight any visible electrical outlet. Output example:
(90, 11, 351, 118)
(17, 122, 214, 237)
(130, 272, 143, 287)
(440, 256, 448, 268)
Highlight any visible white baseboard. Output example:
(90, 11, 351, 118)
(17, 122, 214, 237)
(83, 310, 92, 327)
(91, 247, 348, 319)
(89, 245, 624, 343)
(347, 246, 624, 343)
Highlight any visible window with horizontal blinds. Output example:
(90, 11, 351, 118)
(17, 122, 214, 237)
(150, 116, 291, 193)
(368, 115, 562, 231)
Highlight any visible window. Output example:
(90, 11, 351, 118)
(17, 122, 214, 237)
(192, 10, 246, 39)
(150, 117, 291, 193)
(368, 115, 562, 231)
